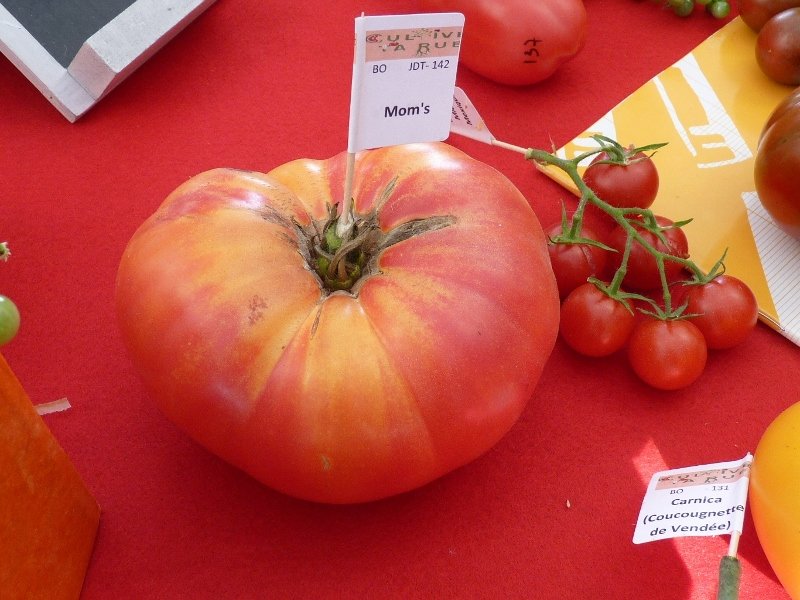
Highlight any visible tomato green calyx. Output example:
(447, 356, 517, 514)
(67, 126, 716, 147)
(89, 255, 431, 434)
(586, 278, 641, 315)
(585, 134, 667, 166)
(682, 248, 729, 287)
(550, 203, 615, 250)
(637, 299, 695, 321)
(0, 242, 10, 262)
(310, 204, 375, 292)
(298, 181, 454, 295)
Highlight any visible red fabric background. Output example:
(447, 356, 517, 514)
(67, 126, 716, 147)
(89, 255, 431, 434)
(2, 1, 799, 598)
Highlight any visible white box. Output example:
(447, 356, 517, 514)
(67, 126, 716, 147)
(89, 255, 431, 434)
(0, 0, 216, 121)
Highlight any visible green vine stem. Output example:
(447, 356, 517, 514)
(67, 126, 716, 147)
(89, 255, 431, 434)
(524, 143, 721, 317)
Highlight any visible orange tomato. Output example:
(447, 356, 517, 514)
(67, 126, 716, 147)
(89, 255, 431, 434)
(750, 401, 800, 598)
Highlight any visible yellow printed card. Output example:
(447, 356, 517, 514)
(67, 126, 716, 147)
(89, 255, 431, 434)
(538, 17, 800, 346)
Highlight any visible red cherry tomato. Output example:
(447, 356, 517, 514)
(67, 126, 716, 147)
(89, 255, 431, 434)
(545, 223, 609, 299)
(607, 216, 690, 292)
(627, 318, 708, 391)
(418, 0, 587, 86)
(582, 149, 660, 210)
(756, 8, 800, 86)
(755, 101, 800, 238)
(683, 275, 759, 349)
(559, 283, 636, 357)
(738, 0, 800, 31)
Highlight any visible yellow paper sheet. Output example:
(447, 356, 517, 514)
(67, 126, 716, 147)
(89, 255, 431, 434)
(539, 17, 800, 346)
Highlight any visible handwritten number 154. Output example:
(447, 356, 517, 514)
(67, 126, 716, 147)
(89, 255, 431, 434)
(524, 38, 542, 63)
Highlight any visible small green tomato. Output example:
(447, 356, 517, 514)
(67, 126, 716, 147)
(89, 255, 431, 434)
(708, 1, 730, 18)
(0, 295, 21, 346)
(671, 0, 695, 16)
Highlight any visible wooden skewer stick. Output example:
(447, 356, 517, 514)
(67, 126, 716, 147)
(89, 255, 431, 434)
(490, 139, 529, 155)
(337, 151, 357, 238)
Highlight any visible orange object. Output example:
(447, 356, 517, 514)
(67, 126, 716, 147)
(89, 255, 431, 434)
(750, 401, 800, 600)
(0, 352, 99, 599)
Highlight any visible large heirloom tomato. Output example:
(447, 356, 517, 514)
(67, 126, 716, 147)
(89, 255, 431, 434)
(116, 143, 559, 504)
(755, 88, 800, 238)
(419, 0, 587, 86)
(750, 401, 800, 599)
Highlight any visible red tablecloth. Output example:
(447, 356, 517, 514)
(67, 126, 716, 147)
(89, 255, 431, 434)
(2, 1, 799, 598)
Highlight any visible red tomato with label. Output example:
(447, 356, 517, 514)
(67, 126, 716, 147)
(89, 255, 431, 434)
(419, 0, 587, 85)
(582, 150, 660, 210)
(607, 216, 690, 292)
(115, 143, 560, 504)
(756, 8, 800, 86)
(738, 0, 800, 30)
(755, 93, 800, 238)
(683, 275, 759, 349)
(627, 318, 707, 391)
(545, 223, 608, 299)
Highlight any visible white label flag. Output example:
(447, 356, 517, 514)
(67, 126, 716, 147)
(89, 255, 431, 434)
(450, 86, 495, 144)
(633, 454, 752, 544)
(347, 12, 464, 152)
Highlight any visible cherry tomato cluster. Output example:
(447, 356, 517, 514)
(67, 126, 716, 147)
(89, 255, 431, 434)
(0, 242, 20, 347)
(528, 137, 759, 391)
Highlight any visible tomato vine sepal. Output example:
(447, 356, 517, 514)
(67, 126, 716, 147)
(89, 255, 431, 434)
(584, 134, 667, 166)
(312, 205, 371, 292)
(302, 176, 457, 295)
(548, 202, 616, 251)
(585, 277, 650, 316)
